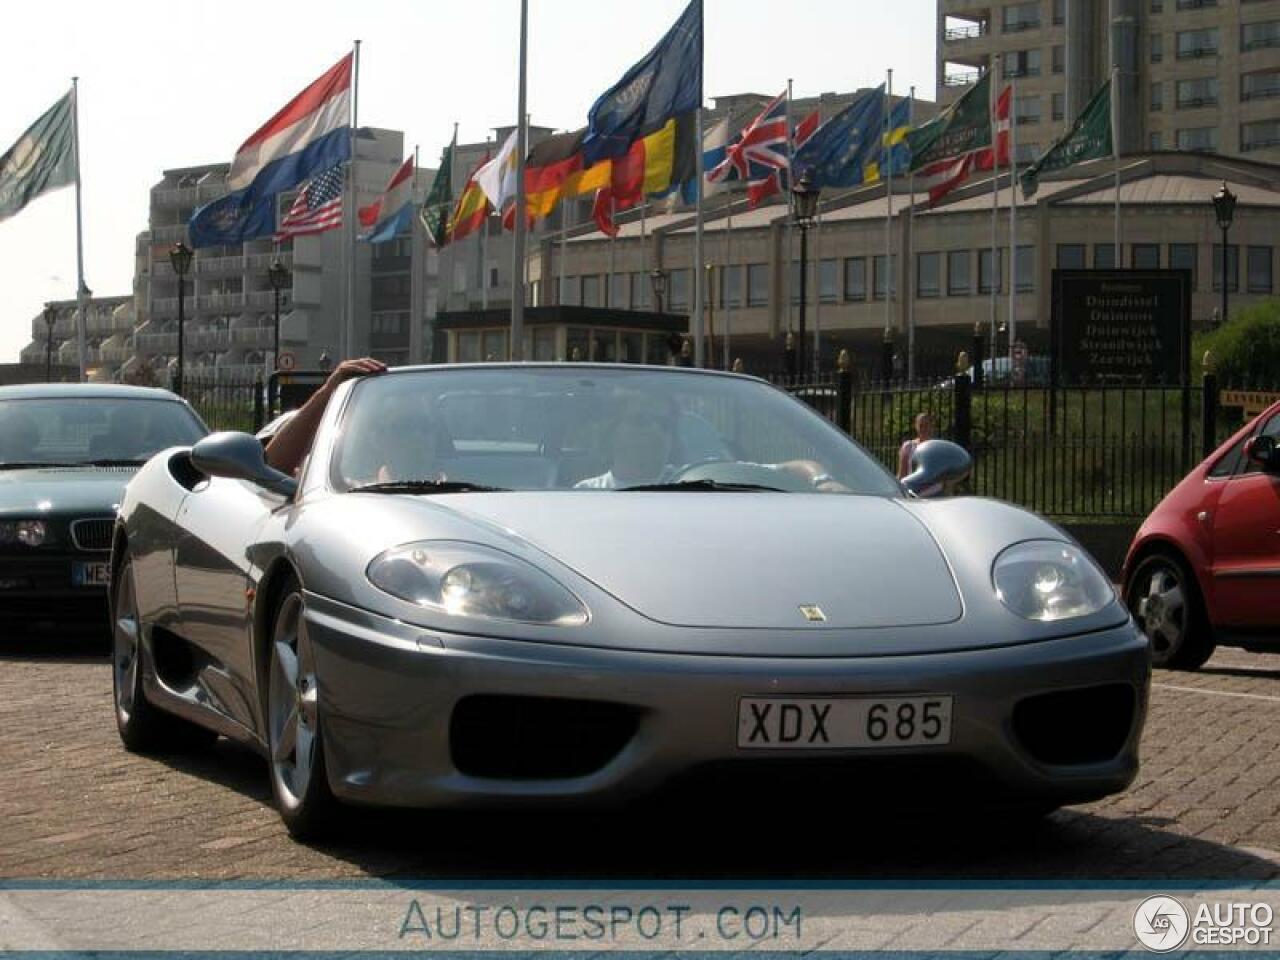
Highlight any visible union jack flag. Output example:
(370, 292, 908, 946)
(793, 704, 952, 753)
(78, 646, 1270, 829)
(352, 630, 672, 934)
(708, 92, 791, 208)
(275, 164, 345, 240)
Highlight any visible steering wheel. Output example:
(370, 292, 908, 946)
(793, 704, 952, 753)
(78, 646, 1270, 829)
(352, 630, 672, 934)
(671, 459, 814, 492)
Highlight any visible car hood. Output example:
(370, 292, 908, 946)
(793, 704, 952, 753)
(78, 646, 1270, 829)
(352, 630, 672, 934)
(0, 467, 132, 516)
(448, 493, 962, 629)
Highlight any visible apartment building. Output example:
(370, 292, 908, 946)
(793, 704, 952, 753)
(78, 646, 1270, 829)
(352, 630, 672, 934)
(939, 0, 1280, 164)
(17, 295, 136, 382)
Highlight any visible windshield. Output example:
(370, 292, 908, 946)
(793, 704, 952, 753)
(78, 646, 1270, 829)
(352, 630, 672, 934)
(0, 397, 206, 466)
(331, 368, 901, 496)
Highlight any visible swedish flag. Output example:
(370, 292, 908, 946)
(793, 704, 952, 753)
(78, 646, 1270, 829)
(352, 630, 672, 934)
(862, 96, 912, 185)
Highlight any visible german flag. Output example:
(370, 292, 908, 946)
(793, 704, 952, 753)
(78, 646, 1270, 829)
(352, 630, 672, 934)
(447, 155, 490, 243)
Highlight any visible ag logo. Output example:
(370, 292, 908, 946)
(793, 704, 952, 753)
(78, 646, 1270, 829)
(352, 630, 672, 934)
(1133, 895, 1190, 952)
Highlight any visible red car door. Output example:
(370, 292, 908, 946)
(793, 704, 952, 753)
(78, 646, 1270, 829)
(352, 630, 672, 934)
(1211, 411, 1280, 630)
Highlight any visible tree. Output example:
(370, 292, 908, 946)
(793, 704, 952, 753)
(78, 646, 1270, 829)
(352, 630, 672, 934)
(1194, 299, 1280, 388)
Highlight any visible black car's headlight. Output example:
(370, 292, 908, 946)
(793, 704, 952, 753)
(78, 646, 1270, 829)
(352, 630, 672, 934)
(367, 541, 588, 626)
(0, 520, 48, 547)
(992, 540, 1114, 622)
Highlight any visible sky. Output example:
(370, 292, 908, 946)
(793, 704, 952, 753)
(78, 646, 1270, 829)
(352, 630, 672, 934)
(0, 0, 936, 363)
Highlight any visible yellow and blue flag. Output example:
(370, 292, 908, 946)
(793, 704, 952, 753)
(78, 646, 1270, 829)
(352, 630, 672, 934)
(863, 96, 912, 185)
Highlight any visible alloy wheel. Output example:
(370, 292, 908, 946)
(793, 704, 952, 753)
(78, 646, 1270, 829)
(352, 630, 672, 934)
(1136, 564, 1185, 662)
(112, 563, 140, 720)
(268, 593, 319, 809)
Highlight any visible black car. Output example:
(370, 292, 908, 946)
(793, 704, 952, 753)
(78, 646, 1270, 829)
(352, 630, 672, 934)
(0, 384, 206, 628)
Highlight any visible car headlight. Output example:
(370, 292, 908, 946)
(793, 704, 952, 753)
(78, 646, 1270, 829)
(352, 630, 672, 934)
(0, 520, 48, 547)
(366, 541, 588, 626)
(992, 540, 1114, 622)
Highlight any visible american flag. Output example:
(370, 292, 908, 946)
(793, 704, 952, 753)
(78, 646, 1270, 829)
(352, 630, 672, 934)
(708, 92, 791, 208)
(275, 165, 345, 239)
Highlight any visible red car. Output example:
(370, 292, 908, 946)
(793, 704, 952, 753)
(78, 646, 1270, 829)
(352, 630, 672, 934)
(1123, 400, 1280, 670)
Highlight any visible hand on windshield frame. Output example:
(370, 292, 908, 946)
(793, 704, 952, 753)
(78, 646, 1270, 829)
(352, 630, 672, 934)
(265, 357, 387, 476)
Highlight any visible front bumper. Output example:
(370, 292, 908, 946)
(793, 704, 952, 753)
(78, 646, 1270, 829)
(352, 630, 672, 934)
(305, 595, 1150, 810)
(0, 553, 110, 626)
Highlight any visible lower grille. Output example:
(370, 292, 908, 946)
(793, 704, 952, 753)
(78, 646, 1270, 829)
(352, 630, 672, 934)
(70, 518, 113, 552)
(450, 695, 640, 780)
(1013, 684, 1136, 766)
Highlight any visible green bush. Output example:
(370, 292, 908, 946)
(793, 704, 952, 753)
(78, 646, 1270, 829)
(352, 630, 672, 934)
(1193, 298, 1280, 388)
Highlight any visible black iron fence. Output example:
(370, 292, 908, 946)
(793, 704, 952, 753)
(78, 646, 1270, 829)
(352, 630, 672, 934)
(179, 375, 264, 434)
(770, 362, 1276, 520)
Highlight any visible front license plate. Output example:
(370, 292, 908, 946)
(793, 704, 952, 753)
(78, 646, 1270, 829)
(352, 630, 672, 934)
(737, 695, 953, 749)
(72, 562, 111, 588)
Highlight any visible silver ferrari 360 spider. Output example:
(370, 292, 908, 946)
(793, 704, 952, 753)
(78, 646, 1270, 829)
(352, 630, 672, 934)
(111, 364, 1148, 837)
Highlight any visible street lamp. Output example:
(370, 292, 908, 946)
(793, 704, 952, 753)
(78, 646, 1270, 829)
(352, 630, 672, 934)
(43, 304, 57, 383)
(648, 268, 668, 314)
(791, 170, 820, 378)
(169, 241, 193, 396)
(267, 258, 290, 370)
(1212, 181, 1237, 328)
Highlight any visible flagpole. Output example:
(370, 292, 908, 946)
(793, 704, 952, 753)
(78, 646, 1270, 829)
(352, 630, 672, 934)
(640, 201, 648, 299)
(347, 39, 361, 361)
(559, 202, 569, 304)
(884, 69, 893, 338)
(907, 84, 916, 382)
(693, 105, 705, 367)
(481, 137, 490, 310)
(411, 144, 424, 363)
(607, 195, 616, 308)
(813, 203, 821, 375)
(723, 202, 732, 369)
(786, 78, 795, 336)
(1111, 64, 1121, 267)
(70, 76, 87, 382)
(510, 0, 529, 361)
(1009, 72, 1018, 362)
(989, 66, 999, 347)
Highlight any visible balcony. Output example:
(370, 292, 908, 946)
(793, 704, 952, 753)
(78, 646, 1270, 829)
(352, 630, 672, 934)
(944, 69, 982, 87)
(1243, 136, 1280, 151)
(153, 186, 197, 207)
(1003, 18, 1041, 32)
(99, 345, 132, 364)
(136, 332, 178, 353)
(199, 292, 246, 311)
(232, 326, 274, 348)
(152, 223, 188, 243)
(189, 329, 232, 350)
(1176, 96, 1217, 109)
(152, 297, 179, 314)
(1176, 0, 1216, 8)
(945, 22, 987, 40)
(246, 252, 293, 270)
(244, 291, 277, 309)
(1176, 45, 1219, 59)
(197, 181, 229, 203)
(196, 255, 244, 275)
(1242, 85, 1280, 101)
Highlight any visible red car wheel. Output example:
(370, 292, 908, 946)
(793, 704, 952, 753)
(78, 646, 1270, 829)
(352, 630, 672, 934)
(1126, 552, 1215, 671)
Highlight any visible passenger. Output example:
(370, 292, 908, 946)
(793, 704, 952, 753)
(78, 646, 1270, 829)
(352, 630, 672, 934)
(265, 358, 386, 476)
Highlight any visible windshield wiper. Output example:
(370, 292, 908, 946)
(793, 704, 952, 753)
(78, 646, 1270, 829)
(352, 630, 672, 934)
(84, 458, 148, 467)
(0, 461, 83, 470)
(617, 479, 788, 493)
(348, 479, 508, 495)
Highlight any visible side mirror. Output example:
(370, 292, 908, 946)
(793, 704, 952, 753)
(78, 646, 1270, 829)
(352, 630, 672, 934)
(1245, 435, 1279, 473)
(190, 431, 298, 498)
(903, 439, 972, 497)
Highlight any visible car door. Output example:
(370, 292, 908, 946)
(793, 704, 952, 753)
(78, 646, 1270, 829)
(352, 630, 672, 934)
(1211, 411, 1280, 631)
(172, 476, 284, 731)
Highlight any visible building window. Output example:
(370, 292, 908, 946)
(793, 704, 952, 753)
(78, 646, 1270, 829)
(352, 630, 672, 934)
(630, 273, 651, 310)
(1015, 142, 1041, 164)
(669, 269, 690, 311)
(1177, 0, 1215, 7)
(1242, 19, 1280, 51)
(1015, 245, 1035, 292)
(532, 327, 557, 362)
(1176, 76, 1219, 109)
(371, 311, 406, 335)
(1015, 94, 1042, 125)
(1212, 244, 1239, 292)
(843, 257, 867, 300)
(1003, 49, 1041, 77)
(1176, 28, 1219, 58)
(1242, 69, 1280, 102)
(788, 259, 802, 304)
(1150, 132, 1163, 150)
(1150, 0, 1163, 11)
(948, 250, 972, 294)
(1057, 243, 1086, 269)
(1053, 0, 1066, 23)
(1169, 243, 1198, 287)
(979, 248, 1003, 293)
(1132, 244, 1161, 269)
(1052, 92, 1065, 121)
(1094, 244, 1117, 269)
(561, 275, 581, 306)
(1176, 126, 1218, 152)
(818, 259, 839, 302)
(453, 262, 467, 294)
(720, 264, 744, 307)
(1242, 118, 1280, 151)
(1003, 1, 1040, 31)
(457, 331, 482, 362)
(1247, 246, 1273, 293)
(872, 255, 898, 299)
(607, 273, 625, 308)
(582, 275, 601, 308)
(917, 252, 941, 298)
(1052, 45, 1065, 74)
(747, 263, 768, 306)
(1150, 82, 1163, 111)
(1151, 33, 1162, 63)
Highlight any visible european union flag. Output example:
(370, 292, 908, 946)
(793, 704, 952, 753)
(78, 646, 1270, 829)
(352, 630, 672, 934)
(793, 87, 883, 190)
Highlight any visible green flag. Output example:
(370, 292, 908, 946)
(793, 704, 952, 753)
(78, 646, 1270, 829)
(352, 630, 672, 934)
(907, 71, 992, 172)
(1021, 79, 1112, 198)
(0, 91, 76, 224)
(419, 138, 454, 247)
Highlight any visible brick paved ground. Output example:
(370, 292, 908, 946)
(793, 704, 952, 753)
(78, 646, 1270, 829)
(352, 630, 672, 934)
(1, 634, 1278, 882)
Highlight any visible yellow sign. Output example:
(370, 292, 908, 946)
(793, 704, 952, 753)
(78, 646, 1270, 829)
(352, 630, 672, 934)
(1220, 390, 1280, 417)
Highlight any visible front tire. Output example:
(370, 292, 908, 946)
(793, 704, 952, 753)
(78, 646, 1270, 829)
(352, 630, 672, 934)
(1126, 551, 1214, 670)
(266, 578, 338, 839)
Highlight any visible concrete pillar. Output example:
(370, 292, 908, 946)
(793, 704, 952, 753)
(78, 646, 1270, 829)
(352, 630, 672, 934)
(1110, 0, 1142, 155)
